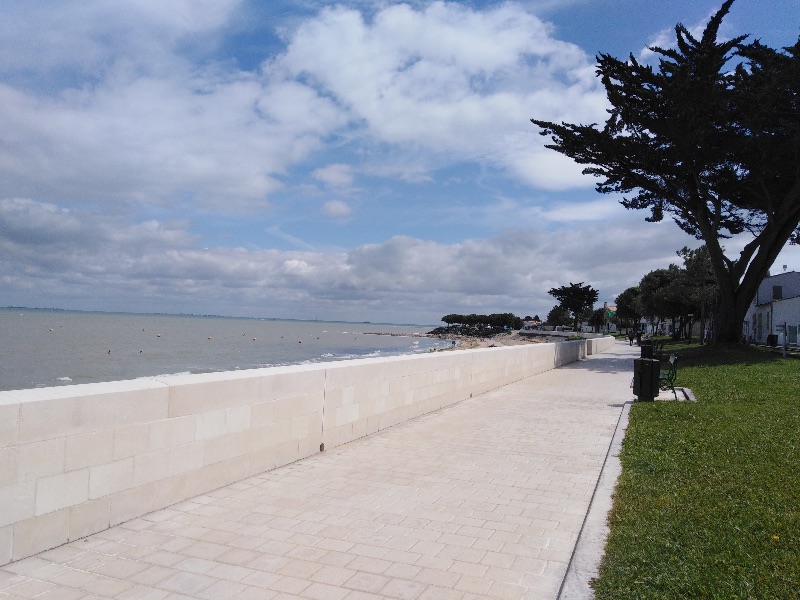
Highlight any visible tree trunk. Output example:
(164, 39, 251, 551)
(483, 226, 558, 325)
(713, 293, 750, 344)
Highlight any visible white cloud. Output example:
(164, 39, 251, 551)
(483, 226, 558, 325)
(313, 164, 355, 188)
(274, 1, 608, 189)
(322, 200, 353, 218)
(637, 7, 731, 63)
(531, 198, 625, 223)
(0, 71, 350, 210)
(0, 0, 608, 218)
(0, 0, 241, 79)
(0, 199, 694, 322)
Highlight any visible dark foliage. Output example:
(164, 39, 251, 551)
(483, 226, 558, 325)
(532, 0, 800, 342)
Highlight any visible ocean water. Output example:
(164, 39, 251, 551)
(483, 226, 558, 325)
(0, 308, 448, 392)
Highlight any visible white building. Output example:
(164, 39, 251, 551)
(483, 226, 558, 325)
(744, 270, 800, 345)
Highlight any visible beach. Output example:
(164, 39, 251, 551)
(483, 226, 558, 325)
(432, 330, 568, 350)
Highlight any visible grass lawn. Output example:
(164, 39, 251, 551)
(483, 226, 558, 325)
(593, 341, 800, 599)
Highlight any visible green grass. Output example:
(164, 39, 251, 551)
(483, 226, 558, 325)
(593, 341, 800, 599)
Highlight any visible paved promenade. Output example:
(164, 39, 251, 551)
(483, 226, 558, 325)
(0, 342, 637, 600)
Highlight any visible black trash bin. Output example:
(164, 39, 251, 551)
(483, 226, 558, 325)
(640, 341, 654, 359)
(633, 358, 660, 401)
(767, 334, 778, 347)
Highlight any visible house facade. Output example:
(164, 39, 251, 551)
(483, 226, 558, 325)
(744, 270, 800, 345)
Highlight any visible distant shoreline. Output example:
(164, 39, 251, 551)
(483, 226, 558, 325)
(366, 330, 567, 350)
(0, 306, 435, 329)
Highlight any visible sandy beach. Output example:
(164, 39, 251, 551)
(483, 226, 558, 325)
(430, 330, 568, 350)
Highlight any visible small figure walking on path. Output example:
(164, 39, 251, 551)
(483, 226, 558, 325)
(627, 329, 635, 346)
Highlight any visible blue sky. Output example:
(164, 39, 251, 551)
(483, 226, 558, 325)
(1, 0, 798, 324)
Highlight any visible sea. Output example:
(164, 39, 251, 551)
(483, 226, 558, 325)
(0, 308, 449, 392)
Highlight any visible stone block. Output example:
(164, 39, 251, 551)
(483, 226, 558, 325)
(36, 468, 89, 515)
(290, 414, 310, 439)
(388, 375, 411, 396)
(226, 406, 251, 433)
(0, 446, 16, 487)
(195, 409, 227, 440)
(113, 423, 150, 460)
(366, 415, 380, 437)
(262, 367, 325, 400)
(16, 438, 65, 482)
(331, 404, 358, 428)
(244, 424, 272, 453)
(0, 399, 19, 447)
(16, 380, 169, 443)
(204, 431, 245, 466)
(351, 416, 369, 441)
(224, 456, 250, 486)
(273, 397, 300, 423)
(0, 525, 10, 566)
(12, 508, 69, 561)
(298, 433, 322, 460)
(323, 362, 370, 389)
(156, 474, 187, 508)
(162, 371, 262, 418)
(0, 481, 35, 527)
(184, 462, 227, 498)
(250, 401, 274, 428)
(110, 483, 158, 527)
(301, 392, 324, 416)
(169, 442, 204, 475)
(271, 417, 292, 445)
(275, 440, 300, 468)
(322, 424, 346, 449)
(149, 415, 194, 451)
(133, 450, 171, 486)
(65, 430, 114, 471)
(69, 496, 111, 542)
(89, 458, 135, 499)
(307, 412, 323, 437)
(248, 446, 276, 476)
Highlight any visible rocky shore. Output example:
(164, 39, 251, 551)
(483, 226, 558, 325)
(364, 329, 570, 350)
(427, 330, 567, 350)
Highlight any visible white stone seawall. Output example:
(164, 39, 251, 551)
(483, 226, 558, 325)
(0, 336, 616, 565)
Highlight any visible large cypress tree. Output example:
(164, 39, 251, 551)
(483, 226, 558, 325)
(532, 0, 800, 343)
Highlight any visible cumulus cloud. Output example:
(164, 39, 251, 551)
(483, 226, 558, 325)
(0, 0, 606, 217)
(313, 164, 355, 189)
(322, 200, 353, 218)
(274, 1, 607, 189)
(0, 199, 694, 322)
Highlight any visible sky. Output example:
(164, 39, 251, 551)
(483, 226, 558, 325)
(1, 0, 798, 325)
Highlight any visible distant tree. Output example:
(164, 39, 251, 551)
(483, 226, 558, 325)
(588, 308, 607, 332)
(441, 314, 461, 326)
(678, 246, 719, 341)
(545, 305, 571, 328)
(487, 313, 522, 330)
(638, 266, 696, 339)
(533, 315, 540, 322)
(548, 282, 599, 331)
(532, 0, 800, 343)
(615, 286, 643, 332)
(439, 312, 523, 332)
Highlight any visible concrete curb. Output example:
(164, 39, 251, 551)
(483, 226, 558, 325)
(557, 399, 632, 599)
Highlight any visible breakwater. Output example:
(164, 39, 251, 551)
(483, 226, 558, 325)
(0, 336, 616, 564)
